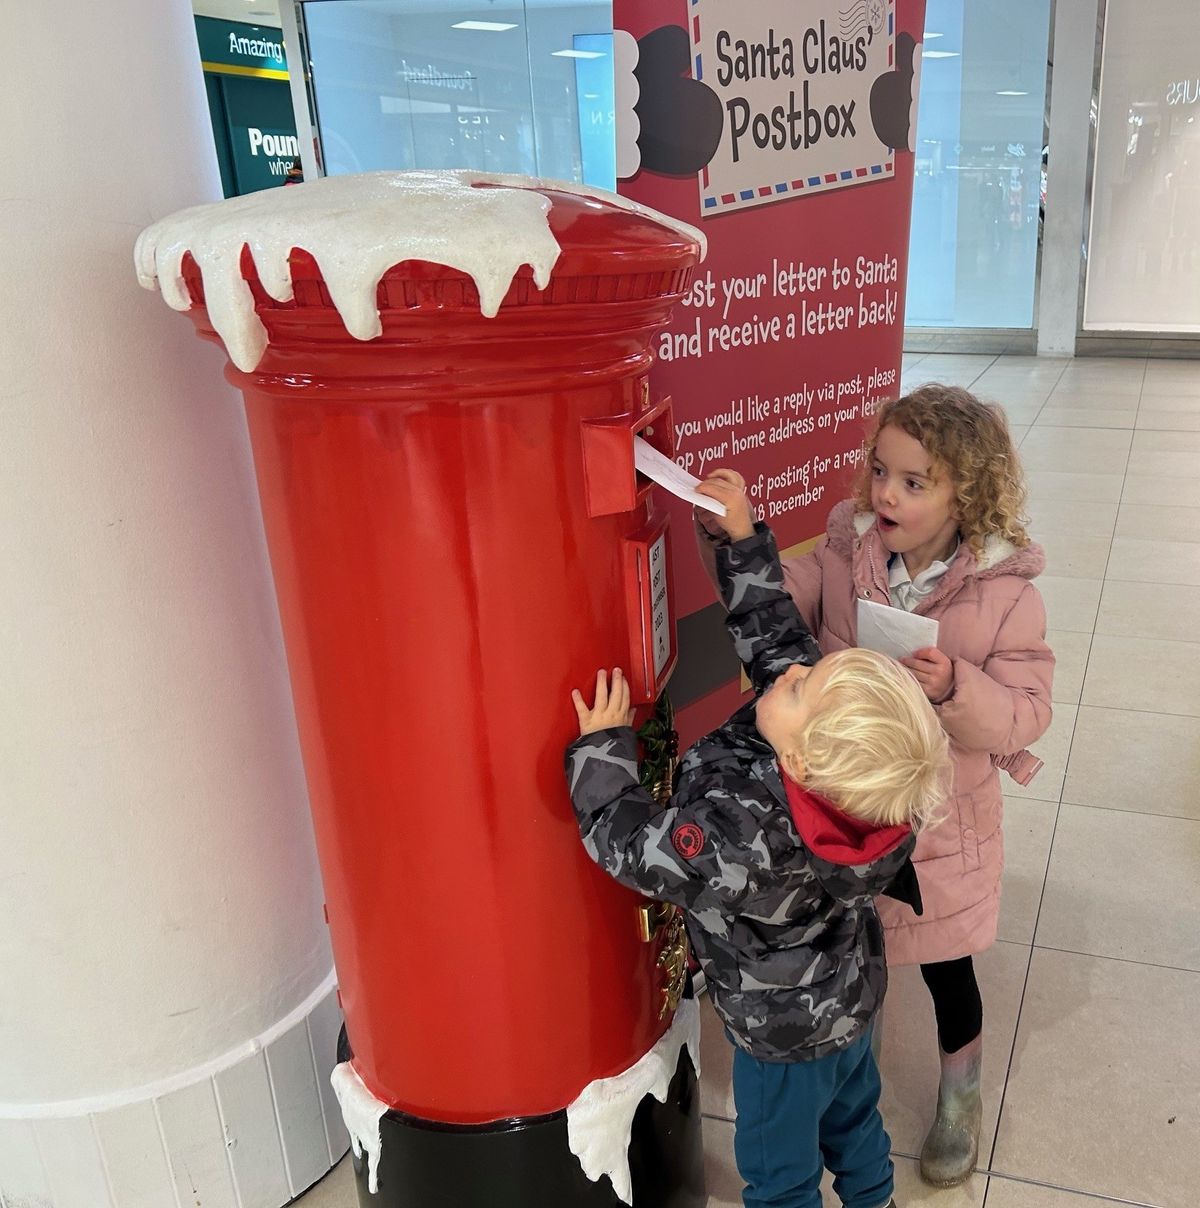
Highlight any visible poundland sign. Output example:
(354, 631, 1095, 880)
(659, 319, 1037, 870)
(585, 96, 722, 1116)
(196, 15, 289, 79)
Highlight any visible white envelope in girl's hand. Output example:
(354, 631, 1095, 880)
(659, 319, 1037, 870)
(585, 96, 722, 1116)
(856, 597, 939, 661)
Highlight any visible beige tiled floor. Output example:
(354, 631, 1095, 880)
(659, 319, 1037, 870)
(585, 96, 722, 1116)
(298, 352, 1200, 1207)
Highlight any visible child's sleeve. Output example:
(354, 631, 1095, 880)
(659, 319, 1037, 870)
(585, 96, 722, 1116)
(565, 728, 768, 914)
(696, 517, 828, 639)
(936, 582, 1055, 754)
(694, 514, 722, 598)
(781, 540, 827, 635)
(717, 523, 822, 693)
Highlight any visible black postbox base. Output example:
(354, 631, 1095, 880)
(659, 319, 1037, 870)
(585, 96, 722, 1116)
(339, 1038, 705, 1208)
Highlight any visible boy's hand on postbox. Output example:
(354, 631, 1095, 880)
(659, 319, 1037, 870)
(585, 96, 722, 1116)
(695, 470, 756, 542)
(572, 669, 636, 736)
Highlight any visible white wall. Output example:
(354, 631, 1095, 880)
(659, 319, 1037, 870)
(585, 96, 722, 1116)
(0, 0, 343, 1202)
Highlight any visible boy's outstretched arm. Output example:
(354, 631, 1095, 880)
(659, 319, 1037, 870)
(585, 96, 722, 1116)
(695, 471, 821, 693)
(566, 670, 763, 913)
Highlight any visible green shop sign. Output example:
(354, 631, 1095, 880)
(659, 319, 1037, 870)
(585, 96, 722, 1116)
(195, 14, 288, 80)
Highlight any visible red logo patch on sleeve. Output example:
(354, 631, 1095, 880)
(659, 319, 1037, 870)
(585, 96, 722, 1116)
(672, 823, 705, 861)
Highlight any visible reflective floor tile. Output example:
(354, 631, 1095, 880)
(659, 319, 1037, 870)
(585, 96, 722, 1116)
(1034, 575, 1102, 632)
(1044, 628, 1092, 705)
(1029, 806, 1198, 966)
(1121, 473, 1200, 507)
(1015, 430, 1126, 475)
(874, 942, 1024, 1159)
(1029, 408, 1131, 432)
(1034, 533, 1111, 579)
(1063, 705, 1198, 821)
(1106, 538, 1200, 589)
(1082, 637, 1200, 710)
(1116, 500, 1198, 543)
(986, 947, 1198, 1203)
(1019, 471, 1121, 504)
(990, 797, 1058, 947)
(1102, 575, 1200, 642)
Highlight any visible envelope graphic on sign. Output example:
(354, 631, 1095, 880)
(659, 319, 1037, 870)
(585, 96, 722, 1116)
(856, 597, 938, 661)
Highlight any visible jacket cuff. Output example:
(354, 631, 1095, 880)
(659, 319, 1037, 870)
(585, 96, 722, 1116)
(694, 513, 727, 547)
(934, 659, 1007, 751)
(565, 725, 638, 758)
(715, 521, 777, 574)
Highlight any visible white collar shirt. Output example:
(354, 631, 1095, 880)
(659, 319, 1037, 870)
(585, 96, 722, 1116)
(888, 548, 958, 613)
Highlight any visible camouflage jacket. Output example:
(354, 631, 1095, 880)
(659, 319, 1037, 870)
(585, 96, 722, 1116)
(566, 524, 918, 1062)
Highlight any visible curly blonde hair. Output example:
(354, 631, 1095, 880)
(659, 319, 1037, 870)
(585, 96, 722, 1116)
(855, 385, 1030, 554)
(795, 648, 949, 830)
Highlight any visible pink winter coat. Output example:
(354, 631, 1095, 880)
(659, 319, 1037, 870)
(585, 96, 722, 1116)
(782, 500, 1054, 966)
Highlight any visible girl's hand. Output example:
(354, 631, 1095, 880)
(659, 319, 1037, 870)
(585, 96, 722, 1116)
(694, 469, 756, 542)
(903, 647, 955, 703)
(572, 669, 635, 736)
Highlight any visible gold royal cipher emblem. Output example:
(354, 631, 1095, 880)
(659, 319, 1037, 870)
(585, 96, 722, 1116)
(638, 901, 689, 1019)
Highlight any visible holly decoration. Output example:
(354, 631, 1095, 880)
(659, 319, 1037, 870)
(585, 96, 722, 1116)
(637, 691, 679, 808)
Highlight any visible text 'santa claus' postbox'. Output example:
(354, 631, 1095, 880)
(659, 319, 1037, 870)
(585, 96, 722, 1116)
(136, 173, 707, 1208)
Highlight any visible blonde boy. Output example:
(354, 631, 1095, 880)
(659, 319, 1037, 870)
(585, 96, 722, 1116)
(566, 472, 948, 1208)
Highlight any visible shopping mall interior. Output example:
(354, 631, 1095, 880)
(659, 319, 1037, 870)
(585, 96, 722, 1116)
(3, 1, 1198, 1206)
(301, 351, 1200, 1208)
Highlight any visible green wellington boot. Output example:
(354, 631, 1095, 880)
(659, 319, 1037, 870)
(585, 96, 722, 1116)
(919, 1033, 983, 1187)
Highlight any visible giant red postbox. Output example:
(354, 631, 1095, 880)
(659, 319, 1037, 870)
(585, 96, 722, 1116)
(137, 173, 706, 1207)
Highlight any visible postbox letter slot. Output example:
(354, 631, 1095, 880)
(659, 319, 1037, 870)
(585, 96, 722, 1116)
(580, 394, 674, 519)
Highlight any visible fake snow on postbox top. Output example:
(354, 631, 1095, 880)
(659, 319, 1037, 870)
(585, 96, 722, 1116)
(135, 169, 706, 373)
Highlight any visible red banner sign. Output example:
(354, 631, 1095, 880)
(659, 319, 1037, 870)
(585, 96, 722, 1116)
(614, 0, 927, 732)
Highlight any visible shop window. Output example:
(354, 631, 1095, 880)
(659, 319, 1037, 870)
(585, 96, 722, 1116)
(303, 1, 615, 188)
(904, 0, 1052, 329)
(1084, 0, 1200, 333)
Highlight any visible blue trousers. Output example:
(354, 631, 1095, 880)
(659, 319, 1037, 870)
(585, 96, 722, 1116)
(731, 1029, 893, 1208)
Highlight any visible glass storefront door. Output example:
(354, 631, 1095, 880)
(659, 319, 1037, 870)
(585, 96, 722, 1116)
(903, 0, 1052, 330)
(1084, 0, 1200, 334)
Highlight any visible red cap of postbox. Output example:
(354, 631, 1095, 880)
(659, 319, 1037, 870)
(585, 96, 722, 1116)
(157, 174, 704, 374)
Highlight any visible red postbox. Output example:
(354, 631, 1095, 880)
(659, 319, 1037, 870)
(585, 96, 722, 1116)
(145, 175, 706, 1206)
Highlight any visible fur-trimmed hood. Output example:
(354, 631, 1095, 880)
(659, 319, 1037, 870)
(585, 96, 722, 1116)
(825, 499, 1045, 582)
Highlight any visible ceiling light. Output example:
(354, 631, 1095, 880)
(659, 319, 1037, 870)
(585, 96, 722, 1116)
(923, 51, 960, 59)
(552, 49, 606, 59)
(924, 32, 944, 39)
(996, 90, 1029, 96)
(452, 20, 518, 31)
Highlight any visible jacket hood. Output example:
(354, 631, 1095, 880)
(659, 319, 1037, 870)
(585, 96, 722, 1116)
(688, 702, 919, 903)
(783, 776, 915, 895)
(828, 499, 1045, 581)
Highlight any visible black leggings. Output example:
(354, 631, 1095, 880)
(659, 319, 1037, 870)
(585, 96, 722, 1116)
(920, 957, 983, 1054)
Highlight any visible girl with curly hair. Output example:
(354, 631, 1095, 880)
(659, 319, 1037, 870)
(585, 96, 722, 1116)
(793, 385, 1054, 1186)
(698, 384, 1054, 1188)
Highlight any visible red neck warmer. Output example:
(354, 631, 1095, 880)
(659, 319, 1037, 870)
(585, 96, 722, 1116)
(782, 775, 911, 865)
